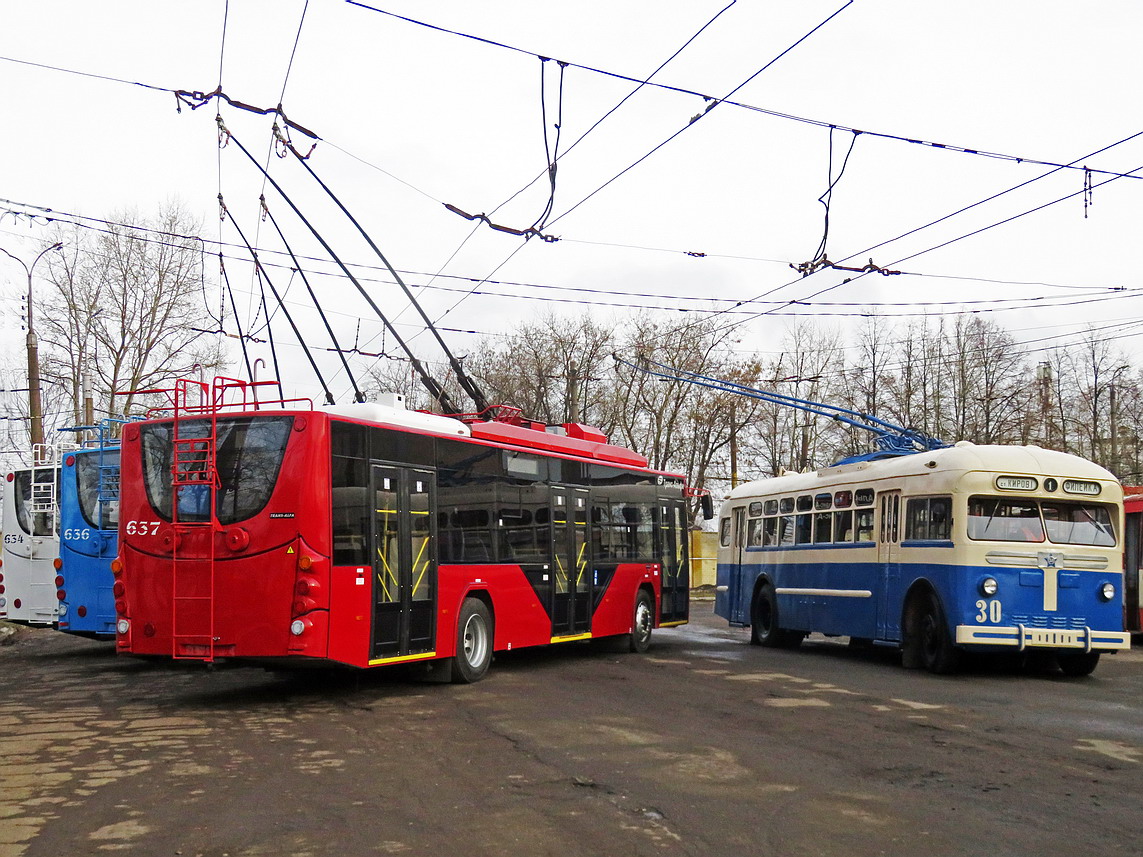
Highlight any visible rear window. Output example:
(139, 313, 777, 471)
(75, 450, 121, 530)
(141, 416, 293, 524)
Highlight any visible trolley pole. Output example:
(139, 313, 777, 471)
(1, 242, 62, 452)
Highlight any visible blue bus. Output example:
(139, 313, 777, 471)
(715, 442, 1130, 675)
(56, 429, 123, 637)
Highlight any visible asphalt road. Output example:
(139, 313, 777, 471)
(1, 604, 1140, 857)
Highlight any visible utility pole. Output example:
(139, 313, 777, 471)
(1, 242, 62, 452)
(83, 371, 95, 428)
(567, 360, 580, 424)
(729, 402, 739, 488)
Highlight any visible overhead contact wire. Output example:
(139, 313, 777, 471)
(220, 123, 458, 412)
(260, 195, 365, 403)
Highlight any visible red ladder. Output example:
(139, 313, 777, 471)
(169, 379, 220, 661)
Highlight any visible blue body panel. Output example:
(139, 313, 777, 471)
(716, 546, 1126, 649)
(57, 450, 119, 636)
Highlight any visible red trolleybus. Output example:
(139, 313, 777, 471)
(113, 380, 691, 681)
(1123, 491, 1142, 633)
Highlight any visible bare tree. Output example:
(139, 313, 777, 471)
(38, 203, 227, 426)
(468, 311, 616, 426)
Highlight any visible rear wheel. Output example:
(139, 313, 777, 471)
(1055, 650, 1100, 677)
(451, 597, 493, 683)
(751, 583, 802, 648)
(628, 590, 654, 653)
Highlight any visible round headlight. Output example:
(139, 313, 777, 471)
(116, 618, 130, 635)
(980, 577, 998, 597)
(290, 619, 306, 636)
(1099, 582, 1115, 602)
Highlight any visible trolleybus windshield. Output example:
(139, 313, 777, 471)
(967, 497, 1115, 546)
(140, 416, 293, 524)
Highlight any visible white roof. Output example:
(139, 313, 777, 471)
(726, 442, 1118, 500)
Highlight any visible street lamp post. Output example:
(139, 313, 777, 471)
(1, 242, 62, 452)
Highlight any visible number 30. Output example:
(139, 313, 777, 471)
(975, 599, 1002, 623)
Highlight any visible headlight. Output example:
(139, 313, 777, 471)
(979, 577, 998, 597)
(116, 618, 130, 635)
(1099, 582, 1116, 602)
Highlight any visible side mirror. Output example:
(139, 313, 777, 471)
(700, 493, 715, 521)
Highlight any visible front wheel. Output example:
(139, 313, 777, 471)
(629, 590, 654, 653)
(451, 597, 493, 683)
(1055, 650, 1100, 677)
(904, 591, 960, 674)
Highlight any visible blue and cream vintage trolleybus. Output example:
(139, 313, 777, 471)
(716, 442, 1130, 675)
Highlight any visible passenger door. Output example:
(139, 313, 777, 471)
(658, 498, 689, 624)
(371, 465, 437, 660)
(727, 505, 749, 624)
(551, 486, 591, 637)
(877, 491, 901, 639)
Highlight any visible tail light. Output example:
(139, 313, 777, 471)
(289, 542, 328, 636)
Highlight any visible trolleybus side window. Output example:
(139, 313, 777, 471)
(966, 498, 1044, 542)
(905, 496, 952, 540)
(763, 515, 778, 546)
(332, 455, 369, 564)
(780, 512, 796, 546)
(813, 510, 832, 543)
(834, 508, 854, 542)
(795, 511, 813, 544)
(748, 516, 764, 547)
(719, 515, 732, 547)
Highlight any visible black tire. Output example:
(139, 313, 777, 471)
(628, 589, 654, 653)
(907, 591, 960, 675)
(750, 584, 802, 648)
(1055, 650, 1100, 677)
(451, 597, 493, 683)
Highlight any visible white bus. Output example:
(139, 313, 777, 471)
(1, 464, 61, 626)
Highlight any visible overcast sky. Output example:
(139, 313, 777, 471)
(1, 0, 1141, 410)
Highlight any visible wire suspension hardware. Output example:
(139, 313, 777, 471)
(442, 203, 559, 243)
(218, 118, 459, 413)
(794, 127, 860, 277)
(614, 353, 948, 463)
(277, 132, 491, 412)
